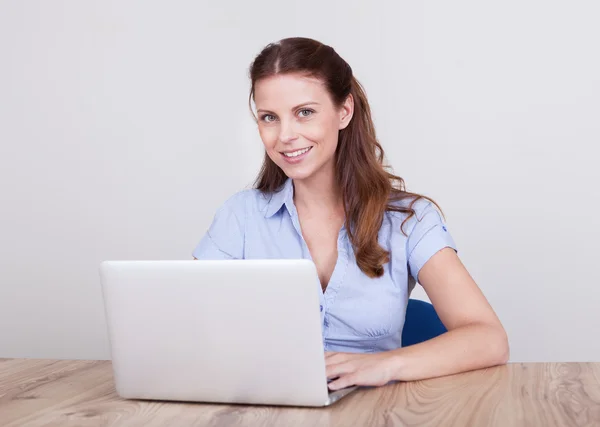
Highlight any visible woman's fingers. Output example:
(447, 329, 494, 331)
(326, 361, 355, 379)
(325, 352, 393, 389)
(328, 373, 357, 390)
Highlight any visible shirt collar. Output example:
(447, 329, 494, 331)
(264, 178, 294, 218)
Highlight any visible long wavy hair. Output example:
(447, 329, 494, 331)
(248, 37, 442, 278)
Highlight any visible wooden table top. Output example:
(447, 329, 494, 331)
(1, 359, 600, 426)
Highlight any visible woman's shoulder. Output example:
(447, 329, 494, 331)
(386, 195, 439, 221)
(214, 187, 272, 217)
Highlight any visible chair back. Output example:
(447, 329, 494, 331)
(401, 299, 447, 347)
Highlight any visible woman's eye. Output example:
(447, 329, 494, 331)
(261, 114, 276, 123)
(299, 109, 314, 118)
(260, 110, 313, 122)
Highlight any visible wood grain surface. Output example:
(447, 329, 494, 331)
(1, 359, 600, 426)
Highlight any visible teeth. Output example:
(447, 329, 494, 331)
(284, 147, 310, 157)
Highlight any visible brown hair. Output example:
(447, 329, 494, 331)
(248, 37, 442, 278)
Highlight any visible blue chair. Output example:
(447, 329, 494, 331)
(401, 299, 447, 347)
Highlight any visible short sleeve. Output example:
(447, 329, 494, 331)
(407, 200, 457, 281)
(192, 193, 246, 260)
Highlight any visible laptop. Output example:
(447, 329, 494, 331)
(99, 259, 358, 407)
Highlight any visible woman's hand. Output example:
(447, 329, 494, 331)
(325, 351, 399, 390)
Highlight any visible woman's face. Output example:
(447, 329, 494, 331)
(253, 73, 353, 182)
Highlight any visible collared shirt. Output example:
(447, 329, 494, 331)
(192, 178, 456, 353)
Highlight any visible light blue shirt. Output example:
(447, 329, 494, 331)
(192, 178, 456, 353)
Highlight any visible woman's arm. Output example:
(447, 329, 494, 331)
(326, 247, 509, 389)
(390, 247, 508, 381)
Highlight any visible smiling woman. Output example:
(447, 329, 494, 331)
(253, 75, 345, 180)
(192, 37, 509, 390)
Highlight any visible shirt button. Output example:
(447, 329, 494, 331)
(320, 305, 323, 312)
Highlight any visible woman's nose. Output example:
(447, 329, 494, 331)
(279, 120, 299, 144)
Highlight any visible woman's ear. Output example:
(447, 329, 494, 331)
(338, 94, 354, 130)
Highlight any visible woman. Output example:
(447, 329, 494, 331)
(193, 37, 509, 390)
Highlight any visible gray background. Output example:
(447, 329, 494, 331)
(1, 0, 598, 361)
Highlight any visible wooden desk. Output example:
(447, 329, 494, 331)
(1, 359, 599, 426)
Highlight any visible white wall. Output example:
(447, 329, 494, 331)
(1, 0, 598, 362)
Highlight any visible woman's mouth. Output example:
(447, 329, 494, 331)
(281, 146, 313, 164)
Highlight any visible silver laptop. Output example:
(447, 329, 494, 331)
(99, 259, 358, 407)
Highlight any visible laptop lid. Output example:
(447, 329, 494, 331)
(100, 259, 333, 406)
